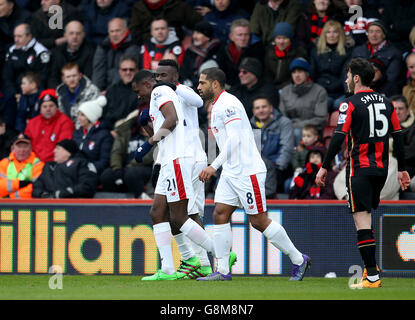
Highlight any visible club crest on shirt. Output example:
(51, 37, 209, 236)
(339, 102, 348, 113)
(66, 160, 73, 167)
(88, 141, 95, 150)
(225, 107, 236, 118)
(27, 55, 34, 65)
(338, 113, 347, 124)
(50, 133, 56, 142)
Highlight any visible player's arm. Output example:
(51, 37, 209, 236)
(176, 84, 203, 108)
(149, 101, 177, 145)
(199, 111, 242, 182)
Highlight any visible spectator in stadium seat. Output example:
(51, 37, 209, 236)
(81, 0, 131, 45)
(57, 62, 101, 129)
(15, 71, 41, 133)
(351, 19, 403, 97)
(0, 115, 18, 160)
(72, 95, 113, 175)
(249, 0, 302, 46)
(214, 18, 265, 88)
(403, 52, 415, 114)
(179, 21, 221, 89)
(250, 95, 294, 198)
(48, 20, 97, 89)
(203, 0, 249, 43)
(0, 134, 44, 198)
(0, 0, 31, 64)
(25, 89, 75, 162)
(229, 57, 278, 119)
(30, 0, 82, 50)
(368, 57, 389, 96)
(102, 55, 139, 134)
(279, 57, 328, 146)
(100, 110, 153, 199)
(33, 138, 99, 198)
(129, 0, 202, 45)
(139, 18, 185, 71)
(92, 17, 140, 92)
(296, 0, 347, 50)
(289, 148, 336, 199)
(263, 22, 307, 92)
(2, 23, 50, 97)
(390, 95, 415, 193)
(310, 20, 350, 112)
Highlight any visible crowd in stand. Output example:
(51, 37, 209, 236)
(0, 0, 415, 200)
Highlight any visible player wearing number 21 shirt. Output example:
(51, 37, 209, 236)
(316, 58, 410, 289)
(196, 67, 311, 281)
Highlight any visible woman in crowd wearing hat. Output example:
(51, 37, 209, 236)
(72, 95, 113, 175)
(263, 22, 307, 92)
(33, 139, 98, 198)
(279, 57, 328, 146)
(309, 20, 351, 113)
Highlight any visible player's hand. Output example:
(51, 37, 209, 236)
(398, 171, 411, 191)
(139, 108, 151, 127)
(134, 141, 153, 163)
(315, 167, 327, 187)
(199, 166, 216, 183)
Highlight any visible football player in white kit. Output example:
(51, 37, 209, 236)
(196, 68, 311, 281)
(132, 69, 218, 280)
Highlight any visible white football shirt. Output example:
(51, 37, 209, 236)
(210, 90, 266, 177)
(149, 85, 192, 165)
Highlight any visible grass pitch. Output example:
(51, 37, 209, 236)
(0, 275, 414, 300)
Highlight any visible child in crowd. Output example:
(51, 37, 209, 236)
(289, 148, 336, 200)
(16, 72, 42, 133)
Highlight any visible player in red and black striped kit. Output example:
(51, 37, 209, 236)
(316, 58, 411, 288)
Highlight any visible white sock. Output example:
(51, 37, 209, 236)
(153, 222, 175, 275)
(367, 274, 380, 282)
(190, 239, 211, 267)
(173, 233, 195, 261)
(263, 221, 303, 265)
(214, 223, 233, 274)
(180, 218, 215, 256)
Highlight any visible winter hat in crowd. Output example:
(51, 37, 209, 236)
(239, 57, 263, 79)
(57, 139, 78, 156)
(368, 19, 387, 37)
(38, 89, 58, 106)
(194, 21, 214, 39)
(369, 58, 386, 76)
(289, 57, 310, 74)
(78, 95, 107, 124)
(273, 22, 294, 41)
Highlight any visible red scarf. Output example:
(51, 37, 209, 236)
(367, 40, 387, 55)
(110, 29, 130, 51)
(310, 14, 328, 42)
(274, 43, 292, 58)
(228, 42, 242, 64)
(144, 0, 167, 10)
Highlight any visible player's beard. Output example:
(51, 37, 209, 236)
(347, 79, 355, 94)
(200, 86, 214, 103)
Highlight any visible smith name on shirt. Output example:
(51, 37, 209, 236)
(360, 93, 384, 104)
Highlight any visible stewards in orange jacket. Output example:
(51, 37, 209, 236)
(24, 89, 75, 162)
(0, 134, 44, 198)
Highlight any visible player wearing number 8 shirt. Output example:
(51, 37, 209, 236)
(197, 67, 311, 281)
(316, 58, 411, 288)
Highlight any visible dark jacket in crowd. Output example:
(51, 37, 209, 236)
(81, 0, 131, 45)
(0, 126, 18, 160)
(33, 151, 98, 198)
(102, 80, 139, 131)
(72, 123, 114, 175)
(48, 40, 96, 89)
(129, 0, 203, 44)
(15, 91, 41, 133)
(203, 0, 249, 43)
(0, 4, 31, 63)
(263, 44, 307, 91)
(309, 45, 350, 98)
(229, 79, 279, 119)
(30, 1, 83, 50)
(215, 38, 265, 87)
(92, 33, 140, 91)
(351, 41, 403, 97)
(2, 38, 50, 95)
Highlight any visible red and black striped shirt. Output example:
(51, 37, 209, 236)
(335, 90, 402, 176)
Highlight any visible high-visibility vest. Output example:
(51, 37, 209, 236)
(6, 157, 41, 181)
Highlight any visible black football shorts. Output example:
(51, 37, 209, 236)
(345, 174, 387, 213)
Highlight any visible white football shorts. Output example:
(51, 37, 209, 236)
(188, 160, 207, 217)
(214, 172, 267, 215)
